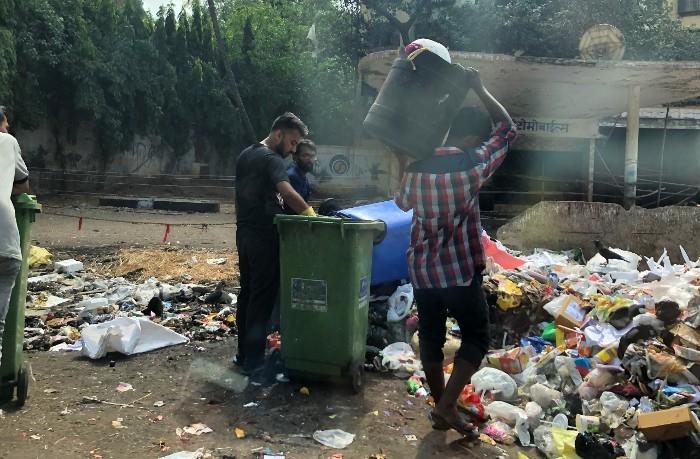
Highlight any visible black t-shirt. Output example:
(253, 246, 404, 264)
(235, 143, 289, 231)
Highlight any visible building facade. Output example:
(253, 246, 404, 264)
(670, 0, 700, 28)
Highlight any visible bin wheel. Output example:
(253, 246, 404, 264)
(16, 364, 29, 406)
(351, 363, 365, 394)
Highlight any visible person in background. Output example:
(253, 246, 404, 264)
(286, 138, 317, 204)
(0, 106, 30, 364)
(395, 69, 517, 438)
(234, 112, 315, 384)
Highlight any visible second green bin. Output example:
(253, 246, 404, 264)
(275, 215, 385, 393)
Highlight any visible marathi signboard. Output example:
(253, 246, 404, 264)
(515, 118, 600, 139)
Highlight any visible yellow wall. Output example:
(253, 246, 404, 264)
(668, 0, 700, 29)
(681, 15, 700, 28)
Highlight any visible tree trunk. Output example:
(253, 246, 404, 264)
(206, 0, 257, 145)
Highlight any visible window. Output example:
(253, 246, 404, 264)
(678, 0, 700, 16)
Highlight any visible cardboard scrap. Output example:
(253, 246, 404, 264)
(637, 406, 697, 442)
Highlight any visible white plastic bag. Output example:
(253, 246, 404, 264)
(485, 401, 531, 446)
(543, 295, 570, 318)
(160, 449, 209, 459)
(380, 342, 421, 373)
(387, 284, 413, 322)
(313, 429, 355, 449)
(599, 391, 629, 428)
(81, 317, 188, 359)
(529, 383, 563, 409)
(556, 356, 583, 387)
(525, 401, 544, 428)
(485, 401, 527, 426)
(534, 424, 557, 459)
(472, 367, 517, 400)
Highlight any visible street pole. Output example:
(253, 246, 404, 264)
(624, 86, 641, 210)
(588, 137, 595, 202)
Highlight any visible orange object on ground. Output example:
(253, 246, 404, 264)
(481, 234, 525, 270)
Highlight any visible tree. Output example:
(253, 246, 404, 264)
(343, 0, 458, 46)
(485, 0, 700, 60)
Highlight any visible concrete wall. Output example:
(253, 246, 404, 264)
(497, 201, 700, 262)
(311, 142, 397, 198)
(16, 121, 202, 176)
(16, 121, 397, 199)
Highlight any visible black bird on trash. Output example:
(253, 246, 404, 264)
(594, 240, 629, 264)
(143, 283, 165, 318)
(205, 280, 226, 304)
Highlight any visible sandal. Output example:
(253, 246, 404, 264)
(429, 410, 450, 431)
(429, 410, 479, 439)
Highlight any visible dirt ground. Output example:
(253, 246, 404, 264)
(1, 197, 519, 459)
(35, 196, 236, 251)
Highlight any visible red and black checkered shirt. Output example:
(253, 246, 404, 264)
(395, 122, 517, 289)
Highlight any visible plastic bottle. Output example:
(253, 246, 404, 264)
(576, 414, 601, 433)
(594, 346, 618, 364)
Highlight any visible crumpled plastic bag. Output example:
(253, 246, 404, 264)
(160, 449, 212, 459)
(583, 321, 630, 349)
(525, 401, 544, 428)
(313, 429, 355, 449)
(485, 401, 527, 426)
(133, 277, 162, 305)
(483, 421, 516, 445)
(529, 383, 563, 410)
(577, 368, 617, 400)
(552, 427, 580, 459)
(472, 367, 518, 400)
(543, 295, 571, 318)
(28, 245, 53, 268)
(81, 317, 188, 359)
(379, 342, 421, 373)
(599, 391, 629, 428)
(387, 284, 413, 322)
(534, 425, 557, 459)
(485, 401, 530, 446)
(458, 384, 486, 421)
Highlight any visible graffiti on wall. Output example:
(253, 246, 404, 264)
(310, 145, 392, 196)
(128, 141, 160, 174)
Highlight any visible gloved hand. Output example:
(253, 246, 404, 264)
(301, 206, 317, 217)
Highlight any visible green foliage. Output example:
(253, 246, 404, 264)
(2, 0, 700, 172)
(491, 0, 700, 60)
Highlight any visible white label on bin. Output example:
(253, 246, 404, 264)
(359, 276, 369, 308)
(291, 278, 327, 312)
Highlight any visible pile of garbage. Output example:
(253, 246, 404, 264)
(383, 241, 700, 456)
(366, 283, 418, 356)
(23, 257, 237, 356)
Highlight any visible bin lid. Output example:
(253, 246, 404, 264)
(275, 215, 386, 238)
(12, 194, 42, 212)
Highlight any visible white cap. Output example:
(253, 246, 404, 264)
(405, 38, 451, 63)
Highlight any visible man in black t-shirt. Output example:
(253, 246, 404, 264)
(234, 112, 316, 382)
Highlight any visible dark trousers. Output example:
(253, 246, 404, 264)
(235, 227, 280, 372)
(414, 276, 490, 367)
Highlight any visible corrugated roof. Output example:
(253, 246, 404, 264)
(358, 51, 700, 119)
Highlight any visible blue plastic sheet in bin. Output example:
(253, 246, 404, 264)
(338, 200, 412, 286)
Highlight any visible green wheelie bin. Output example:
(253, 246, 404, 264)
(0, 194, 41, 406)
(275, 215, 385, 393)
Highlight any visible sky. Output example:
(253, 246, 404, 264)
(141, 0, 187, 14)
